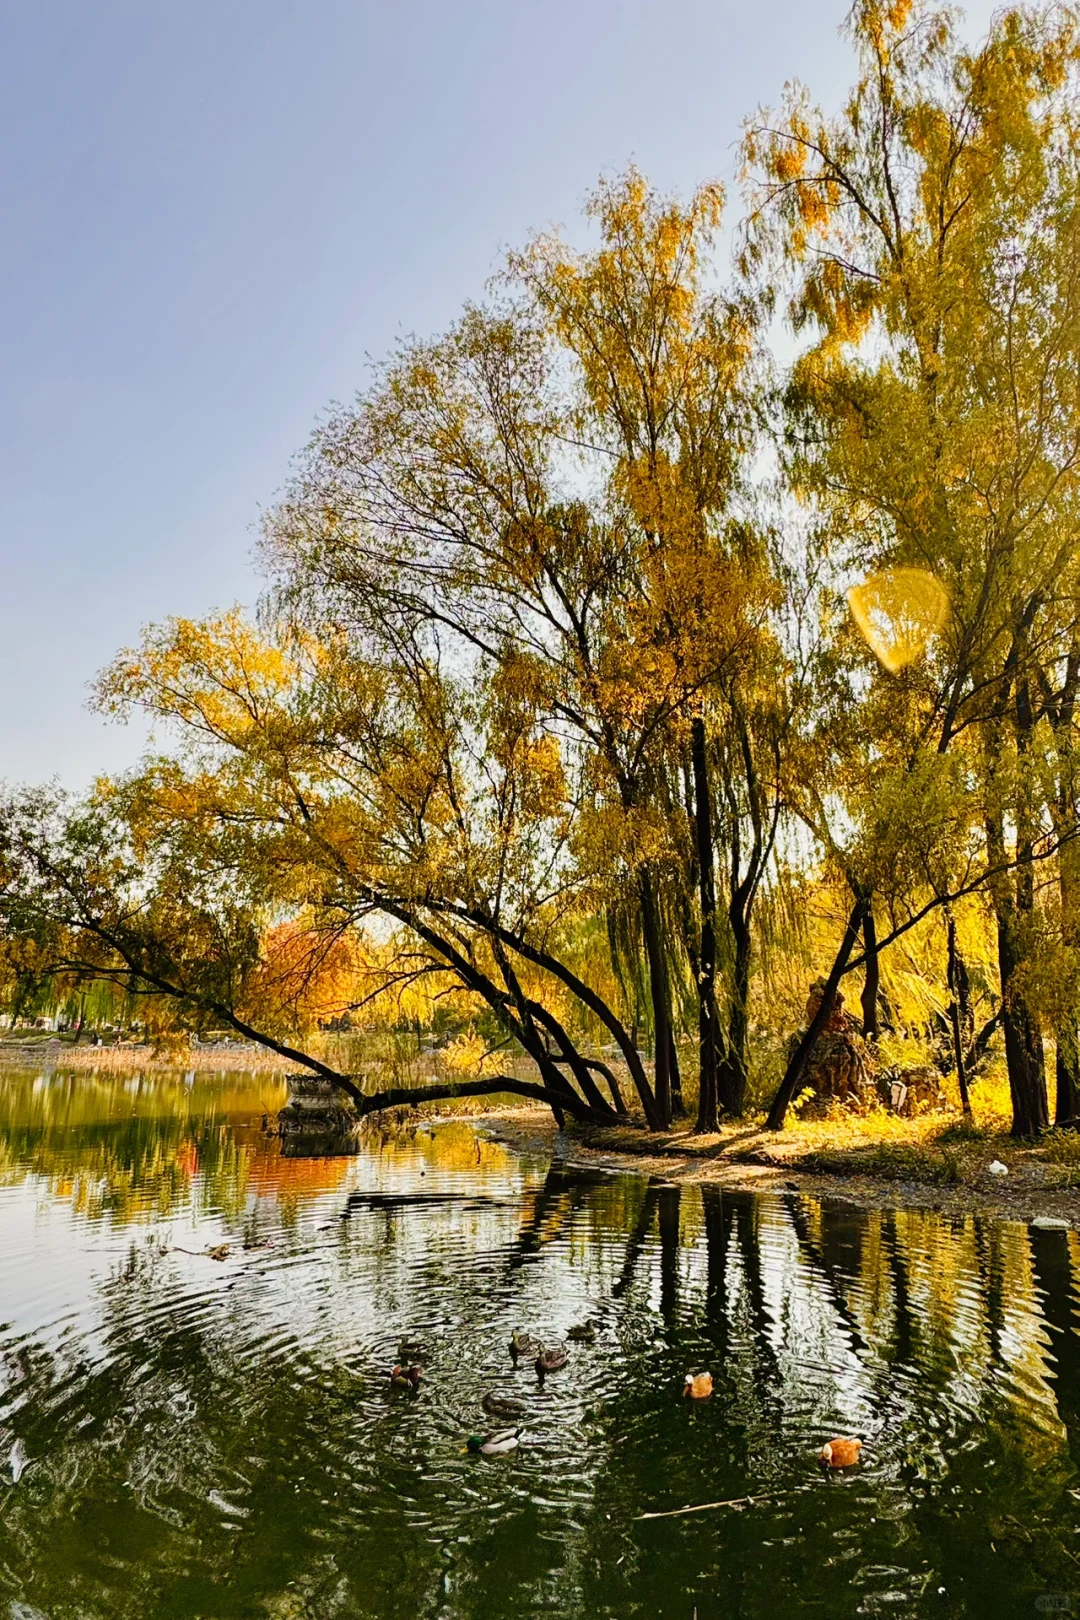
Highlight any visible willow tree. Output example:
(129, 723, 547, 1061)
(745, 0, 1080, 1134)
(263, 170, 781, 1129)
(0, 612, 659, 1123)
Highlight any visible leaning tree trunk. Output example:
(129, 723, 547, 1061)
(766, 896, 866, 1131)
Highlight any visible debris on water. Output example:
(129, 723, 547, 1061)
(683, 1372, 713, 1400)
(206, 1244, 230, 1262)
(820, 1437, 862, 1468)
(207, 1489, 250, 1518)
(636, 1492, 776, 1520)
(7, 1440, 27, 1484)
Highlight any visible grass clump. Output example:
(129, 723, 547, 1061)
(937, 1116, 988, 1144)
(798, 1141, 965, 1185)
(1043, 1128, 1080, 1165)
(1043, 1129, 1080, 1183)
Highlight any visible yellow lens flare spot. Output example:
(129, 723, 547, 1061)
(846, 568, 949, 673)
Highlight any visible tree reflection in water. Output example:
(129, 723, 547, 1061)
(0, 1068, 1076, 1617)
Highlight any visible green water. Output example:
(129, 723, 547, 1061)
(0, 1070, 1077, 1619)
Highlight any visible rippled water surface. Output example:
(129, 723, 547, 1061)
(0, 1069, 1078, 1618)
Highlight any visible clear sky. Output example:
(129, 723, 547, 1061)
(0, 0, 997, 788)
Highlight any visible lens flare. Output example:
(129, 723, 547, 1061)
(846, 567, 949, 672)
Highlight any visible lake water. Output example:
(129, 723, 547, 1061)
(0, 1069, 1077, 1619)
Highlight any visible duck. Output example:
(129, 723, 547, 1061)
(820, 1437, 862, 1468)
(566, 1320, 599, 1344)
(683, 1371, 713, 1400)
(466, 1427, 521, 1456)
(482, 1391, 526, 1419)
(389, 1364, 423, 1392)
(509, 1329, 541, 1365)
(535, 1345, 568, 1378)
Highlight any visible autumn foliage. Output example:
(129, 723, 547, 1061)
(4, 3, 1080, 1139)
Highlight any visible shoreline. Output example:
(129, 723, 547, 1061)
(1, 1049, 1078, 1224)
(481, 1109, 1080, 1227)
(0, 1041, 290, 1073)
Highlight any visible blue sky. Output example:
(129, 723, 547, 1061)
(0, 0, 996, 786)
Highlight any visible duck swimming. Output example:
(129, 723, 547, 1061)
(509, 1329, 541, 1365)
(683, 1372, 713, 1400)
(389, 1364, 423, 1392)
(535, 1346, 568, 1378)
(466, 1427, 521, 1456)
(820, 1437, 862, 1468)
(566, 1320, 599, 1344)
(482, 1392, 526, 1419)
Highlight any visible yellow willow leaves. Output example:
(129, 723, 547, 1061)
(513, 734, 567, 820)
(847, 568, 950, 672)
(95, 610, 301, 745)
(617, 451, 703, 544)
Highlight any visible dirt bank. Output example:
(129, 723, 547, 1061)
(482, 1108, 1080, 1227)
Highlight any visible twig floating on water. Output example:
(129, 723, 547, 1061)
(636, 1493, 775, 1520)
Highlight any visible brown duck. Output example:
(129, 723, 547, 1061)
(820, 1437, 862, 1468)
(535, 1345, 568, 1378)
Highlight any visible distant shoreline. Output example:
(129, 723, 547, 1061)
(0, 1039, 290, 1072)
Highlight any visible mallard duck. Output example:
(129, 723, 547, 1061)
(535, 1345, 568, 1377)
(683, 1371, 713, 1400)
(820, 1437, 862, 1468)
(466, 1427, 521, 1456)
(482, 1391, 526, 1419)
(509, 1329, 541, 1365)
(389, 1364, 423, 1392)
(566, 1320, 599, 1344)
